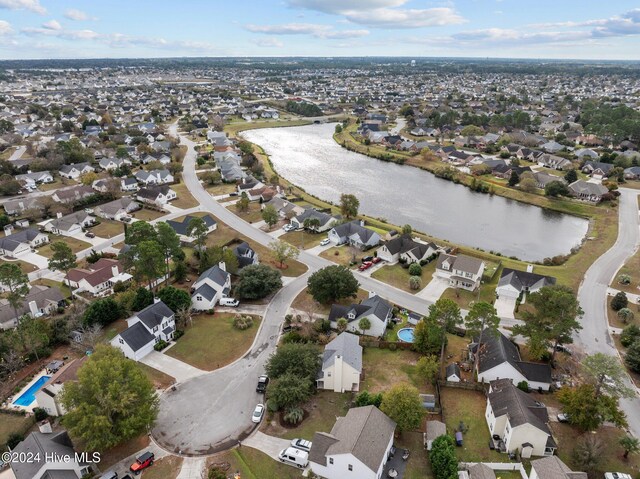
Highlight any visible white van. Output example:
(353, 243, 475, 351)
(278, 447, 309, 468)
(220, 297, 240, 307)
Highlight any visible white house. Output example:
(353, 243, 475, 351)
(317, 333, 362, 393)
(16, 171, 54, 188)
(233, 241, 259, 269)
(377, 234, 437, 264)
(66, 258, 131, 296)
(134, 169, 174, 185)
(328, 220, 381, 250)
(328, 293, 393, 338)
(136, 185, 177, 207)
(309, 406, 396, 479)
(35, 357, 88, 417)
(59, 162, 94, 180)
(98, 157, 131, 171)
(485, 379, 556, 458)
(529, 456, 586, 479)
(121, 177, 139, 192)
(290, 208, 338, 232)
(472, 329, 552, 391)
(166, 214, 217, 243)
(435, 253, 485, 292)
(191, 263, 231, 311)
(111, 299, 176, 361)
(496, 268, 556, 300)
(43, 211, 95, 237)
(0, 228, 49, 258)
(95, 197, 140, 220)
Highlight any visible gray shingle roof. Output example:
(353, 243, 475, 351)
(193, 283, 217, 301)
(323, 332, 362, 372)
(11, 431, 78, 479)
(488, 379, 551, 433)
(530, 456, 587, 479)
(498, 268, 556, 293)
(425, 420, 446, 441)
(166, 214, 216, 236)
(196, 265, 229, 288)
(119, 321, 155, 352)
(0, 228, 43, 252)
(328, 295, 391, 325)
(330, 220, 377, 243)
(469, 463, 497, 479)
(136, 300, 173, 329)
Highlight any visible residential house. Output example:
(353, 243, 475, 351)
(94, 197, 140, 220)
(328, 220, 381, 250)
(540, 141, 564, 153)
(308, 406, 396, 479)
(51, 185, 95, 204)
(529, 456, 586, 479)
(0, 228, 49, 257)
(262, 196, 305, 219)
(141, 152, 171, 165)
(35, 357, 88, 417)
(568, 180, 608, 202)
(166, 214, 217, 243)
(0, 285, 65, 329)
(435, 253, 485, 292)
(290, 208, 339, 232)
(472, 329, 552, 391)
(10, 430, 92, 479)
(425, 420, 447, 451)
(377, 234, 437, 264)
(574, 148, 599, 160)
(317, 333, 362, 393)
(16, 170, 54, 187)
(121, 177, 139, 192)
(581, 160, 613, 179)
(43, 211, 95, 237)
(3, 197, 42, 215)
(207, 130, 233, 147)
(191, 263, 232, 311)
(98, 157, 130, 171)
(485, 379, 556, 458)
(66, 258, 131, 296)
(111, 299, 176, 361)
(624, 166, 640, 180)
(537, 154, 572, 170)
(59, 162, 94, 180)
(532, 172, 562, 189)
(134, 168, 174, 185)
(328, 293, 393, 338)
(496, 268, 556, 300)
(136, 185, 177, 206)
(445, 363, 461, 382)
(233, 242, 259, 269)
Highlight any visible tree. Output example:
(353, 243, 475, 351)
(519, 177, 538, 193)
(155, 222, 182, 286)
(174, 260, 188, 282)
(512, 285, 583, 362)
(307, 265, 359, 304)
(339, 193, 359, 219)
(83, 298, 122, 327)
(234, 264, 282, 300)
(583, 352, 634, 399)
(508, 170, 520, 187)
(466, 301, 500, 372)
(19, 317, 50, 361)
(625, 339, 640, 372)
(261, 205, 279, 230)
(48, 242, 77, 296)
(380, 384, 424, 433)
(131, 287, 154, 312)
(201, 170, 222, 186)
(303, 217, 321, 232)
(430, 435, 458, 479)
(618, 273, 632, 285)
(460, 125, 484, 137)
(266, 343, 321, 382)
(69, 324, 103, 353)
(558, 384, 627, 430)
(620, 435, 640, 459)
(611, 291, 629, 311)
(572, 434, 604, 473)
(335, 124, 342, 134)
(125, 221, 157, 247)
(358, 317, 371, 336)
(427, 298, 462, 368)
(0, 263, 29, 323)
(157, 286, 191, 313)
(200, 246, 238, 275)
(269, 372, 312, 411)
(545, 180, 570, 197)
(187, 217, 209, 254)
(621, 324, 640, 347)
(236, 192, 250, 212)
(402, 224, 412, 235)
(60, 345, 158, 451)
(408, 263, 422, 276)
(355, 391, 383, 408)
(336, 318, 348, 332)
(618, 307, 635, 324)
(413, 318, 444, 356)
(269, 240, 299, 269)
(175, 305, 193, 329)
(564, 169, 578, 183)
(416, 355, 439, 385)
(134, 240, 165, 290)
(409, 276, 421, 290)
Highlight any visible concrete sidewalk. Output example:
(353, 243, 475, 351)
(140, 351, 206, 382)
(242, 431, 290, 460)
(415, 276, 449, 301)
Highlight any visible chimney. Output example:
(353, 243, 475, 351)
(28, 300, 39, 317)
(38, 420, 52, 434)
(111, 265, 119, 277)
(218, 261, 226, 272)
(56, 212, 63, 219)
(526, 264, 534, 273)
(154, 297, 161, 304)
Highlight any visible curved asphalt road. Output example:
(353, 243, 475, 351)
(576, 187, 640, 437)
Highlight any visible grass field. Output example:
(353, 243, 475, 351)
(319, 245, 369, 266)
(227, 202, 264, 224)
(612, 248, 640, 294)
(290, 287, 370, 316)
(371, 262, 437, 294)
(170, 182, 199, 209)
(361, 348, 427, 393)
(89, 219, 124, 238)
(132, 208, 166, 222)
(138, 363, 175, 389)
(0, 413, 34, 449)
(38, 237, 91, 257)
(140, 455, 182, 479)
(166, 313, 261, 370)
(278, 230, 325, 249)
(3, 259, 39, 274)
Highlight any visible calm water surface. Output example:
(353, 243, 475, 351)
(243, 123, 588, 261)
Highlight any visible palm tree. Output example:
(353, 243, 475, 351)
(620, 435, 640, 459)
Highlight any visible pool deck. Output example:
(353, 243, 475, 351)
(8, 370, 49, 412)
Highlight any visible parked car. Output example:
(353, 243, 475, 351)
(256, 375, 269, 393)
(100, 472, 118, 479)
(129, 451, 154, 475)
(557, 413, 569, 423)
(372, 257, 382, 264)
(252, 403, 265, 423)
(320, 238, 330, 246)
(290, 438, 312, 452)
(229, 192, 238, 197)
(362, 256, 374, 263)
(283, 224, 294, 232)
(605, 474, 633, 479)
(85, 232, 96, 238)
(220, 297, 240, 307)
(278, 447, 309, 468)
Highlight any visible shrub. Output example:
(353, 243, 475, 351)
(154, 340, 169, 351)
(7, 432, 24, 449)
(409, 276, 422, 290)
(617, 308, 635, 324)
(408, 263, 422, 276)
(282, 331, 308, 344)
(612, 291, 629, 311)
(209, 467, 227, 479)
(33, 408, 48, 421)
(621, 324, 640, 347)
(388, 343, 397, 351)
(233, 315, 254, 330)
(112, 281, 127, 293)
(283, 407, 304, 425)
(173, 330, 184, 340)
(618, 274, 632, 285)
(517, 380, 529, 392)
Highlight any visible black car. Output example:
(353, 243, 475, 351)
(362, 256, 374, 263)
(256, 375, 269, 393)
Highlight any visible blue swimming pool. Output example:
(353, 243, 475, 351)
(13, 375, 50, 407)
(397, 328, 415, 343)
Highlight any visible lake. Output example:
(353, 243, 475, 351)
(242, 123, 589, 261)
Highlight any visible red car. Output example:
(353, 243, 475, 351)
(372, 257, 382, 264)
(130, 451, 154, 475)
(359, 261, 373, 271)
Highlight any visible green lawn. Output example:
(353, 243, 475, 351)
(279, 230, 325, 249)
(290, 287, 370, 316)
(38, 237, 91, 257)
(166, 313, 261, 370)
(319, 245, 369, 266)
(131, 208, 166, 221)
(224, 447, 302, 479)
(612, 248, 640, 294)
(396, 431, 433, 479)
(0, 413, 34, 449)
(170, 182, 199, 209)
(32, 278, 71, 298)
(440, 283, 497, 310)
(89, 219, 124, 238)
(371, 261, 437, 294)
(227, 202, 265, 224)
(140, 455, 182, 479)
(439, 387, 504, 462)
(361, 348, 428, 394)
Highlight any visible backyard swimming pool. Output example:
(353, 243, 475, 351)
(397, 328, 415, 343)
(13, 375, 50, 407)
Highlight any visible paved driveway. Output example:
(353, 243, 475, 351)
(243, 431, 290, 460)
(494, 296, 516, 319)
(176, 457, 206, 479)
(140, 351, 206, 382)
(416, 276, 449, 301)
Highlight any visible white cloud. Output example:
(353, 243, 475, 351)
(0, 20, 12, 35)
(0, 0, 45, 14)
(286, 0, 465, 28)
(253, 37, 284, 48)
(42, 20, 62, 31)
(64, 8, 96, 21)
(452, 28, 591, 45)
(245, 23, 369, 39)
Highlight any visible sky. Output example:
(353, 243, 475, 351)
(0, 0, 639, 60)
